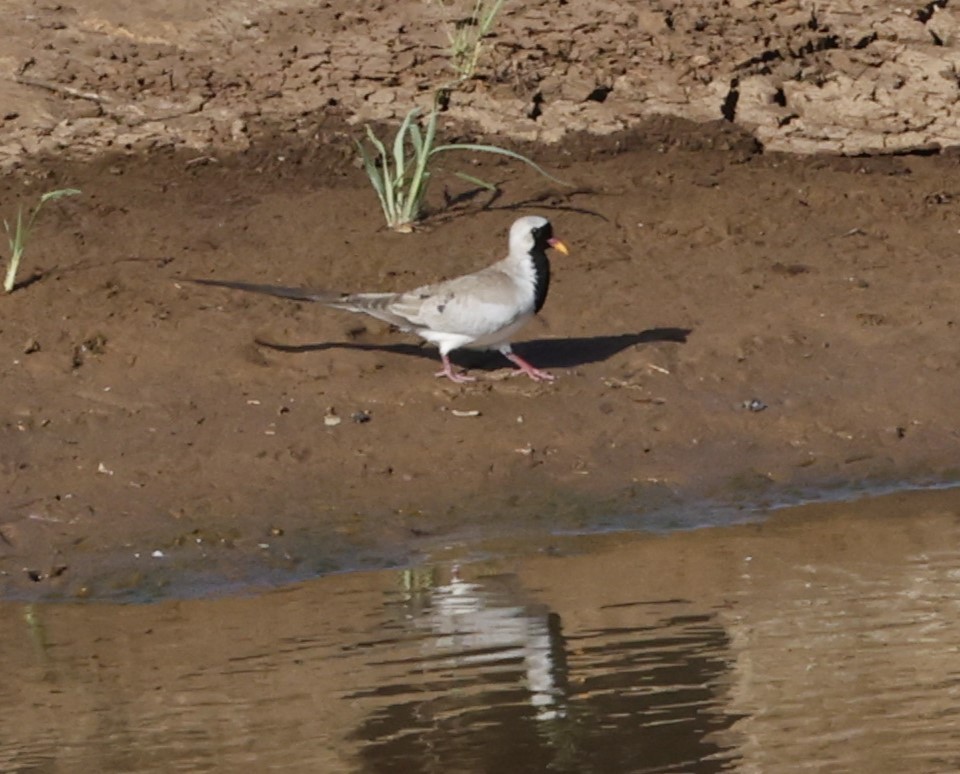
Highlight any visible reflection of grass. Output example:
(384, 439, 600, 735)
(24, 605, 52, 660)
(3, 188, 81, 292)
(400, 566, 439, 594)
(357, 103, 565, 232)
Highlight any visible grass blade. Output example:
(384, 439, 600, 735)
(432, 142, 569, 186)
(450, 171, 498, 191)
(2, 210, 21, 293)
(365, 126, 397, 226)
(3, 188, 81, 292)
(356, 140, 392, 224)
(38, 188, 82, 205)
(477, 0, 505, 35)
(393, 108, 419, 185)
(403, 108, 439, 225)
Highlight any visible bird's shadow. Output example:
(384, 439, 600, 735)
(254, 327, 691, 371)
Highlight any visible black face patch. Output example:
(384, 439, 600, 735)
(531, 221, 554, 251)
(528, 222, 553, 314)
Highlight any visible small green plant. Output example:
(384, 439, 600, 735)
(3, 188, 81, 292)
(357, 105, 564, 232)
(442, 0, 506, 82)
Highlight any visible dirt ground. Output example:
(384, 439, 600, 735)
(3, 0, 960, 599)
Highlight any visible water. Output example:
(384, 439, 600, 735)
(3, 487, 960, 772)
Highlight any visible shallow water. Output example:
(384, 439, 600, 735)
(4, 487, 960, 773)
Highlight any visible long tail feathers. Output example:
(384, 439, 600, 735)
(186, 278, 344, 304)
(186, 277, 411, 327)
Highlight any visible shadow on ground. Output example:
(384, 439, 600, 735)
(254, 328, 692, 371)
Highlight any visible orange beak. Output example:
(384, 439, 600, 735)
(548, 237, 569, 255)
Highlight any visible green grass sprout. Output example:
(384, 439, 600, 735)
(3, 188, 81, 293)
(446, 0, 506, 81)
(427, 0, 506, 82)
(356, 105, 565, 232)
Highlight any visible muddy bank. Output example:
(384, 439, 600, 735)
(4, 0, 960, 599)
(2, 116, 960, 598)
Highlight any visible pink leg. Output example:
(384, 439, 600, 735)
(435, 353, 476, 383)
(504, 351, 555, 382)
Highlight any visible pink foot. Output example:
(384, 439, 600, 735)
(435, 354, 476, 383)
(504, 352, 555, 382)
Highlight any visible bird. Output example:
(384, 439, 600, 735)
(189, 215, 569, 383)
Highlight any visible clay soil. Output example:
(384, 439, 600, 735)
(3, 1, 960, 600)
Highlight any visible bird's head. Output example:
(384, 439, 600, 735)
(509, 216, 569, 258)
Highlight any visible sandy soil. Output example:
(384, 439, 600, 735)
(2, 1, 960, 599)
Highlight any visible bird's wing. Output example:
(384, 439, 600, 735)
(379, 266, 533, 338)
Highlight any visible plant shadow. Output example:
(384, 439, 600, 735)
(10, 270, 47, 291)
(432, 184, 610, 226)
